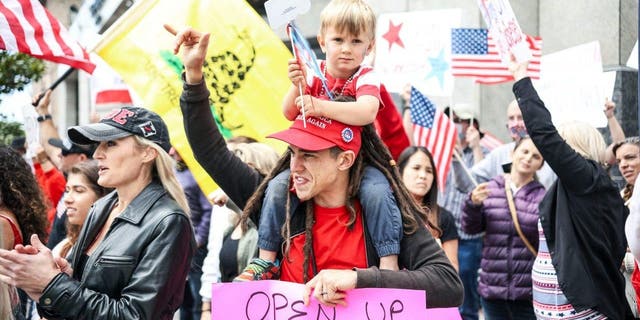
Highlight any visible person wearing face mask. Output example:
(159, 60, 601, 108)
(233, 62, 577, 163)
(439, 103, 488, 320)
(468, 100, 556, 191)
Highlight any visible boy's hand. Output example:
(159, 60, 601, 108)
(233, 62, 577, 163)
(295, 95, 321, 118)
(288, 58, 307, 89)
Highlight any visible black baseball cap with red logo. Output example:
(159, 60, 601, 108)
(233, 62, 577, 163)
(67, 107, 171, 152)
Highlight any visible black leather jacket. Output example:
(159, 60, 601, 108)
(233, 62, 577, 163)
(38, 181, 196, 320)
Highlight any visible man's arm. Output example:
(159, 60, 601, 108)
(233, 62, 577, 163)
(33, 90, 63, 170)
(168, 25, 264, 213)
(302, 224, 463, 308)
(356, 224, 463, 308)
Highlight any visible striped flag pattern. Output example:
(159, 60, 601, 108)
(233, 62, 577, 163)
(451, 28, 541, 84)
(410, 86, 457, 190)
(287, 21, 333, 100)
(479, 130, 504, 151)
(0, 0, 95, 73)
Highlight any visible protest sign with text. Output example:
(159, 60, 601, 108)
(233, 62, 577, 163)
(537, 41, 607, 128)
(212, 280, 461, 319)
(476, 0, 532, 63)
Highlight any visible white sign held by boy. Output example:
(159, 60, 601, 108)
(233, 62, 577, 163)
(264, 0, 311, 29)
(265, 0, 313, 126)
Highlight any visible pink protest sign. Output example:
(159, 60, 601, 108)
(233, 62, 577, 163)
(212, 280, 461, 319)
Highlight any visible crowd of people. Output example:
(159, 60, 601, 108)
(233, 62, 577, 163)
(0, 0, 637, 319)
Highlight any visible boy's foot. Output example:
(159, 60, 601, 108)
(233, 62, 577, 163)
(233, 258, 280, 282)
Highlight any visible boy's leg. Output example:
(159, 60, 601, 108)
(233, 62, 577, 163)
(359, 166, 402, 270)
(235, 169, 298, 281)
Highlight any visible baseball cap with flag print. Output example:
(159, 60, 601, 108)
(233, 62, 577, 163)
(68, 107, 171, 152)
(268, 114, 362, 155)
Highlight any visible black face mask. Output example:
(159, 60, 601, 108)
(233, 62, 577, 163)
(175, 159, 188, 172)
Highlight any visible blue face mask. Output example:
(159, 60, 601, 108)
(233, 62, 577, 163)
(510, 126, 528, 140)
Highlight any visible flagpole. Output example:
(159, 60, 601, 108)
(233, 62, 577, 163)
(287, 23, 307, 128)
(453, 149, 478, 187)
(32, 67, 76, 107)
(449, 96, 478, 187)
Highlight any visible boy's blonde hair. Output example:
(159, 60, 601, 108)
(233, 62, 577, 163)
(557, 121, 607, 164)
(320, 0, 376, 40)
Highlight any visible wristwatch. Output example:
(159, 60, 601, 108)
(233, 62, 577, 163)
(37, 114, 52, 122)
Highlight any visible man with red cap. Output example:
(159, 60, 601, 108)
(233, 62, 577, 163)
(172, 24, 463, 309)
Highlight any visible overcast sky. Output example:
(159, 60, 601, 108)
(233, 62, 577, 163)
(0, 87, 32, 123)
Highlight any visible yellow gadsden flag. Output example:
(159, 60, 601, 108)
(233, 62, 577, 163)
(95, 0, 291, 195)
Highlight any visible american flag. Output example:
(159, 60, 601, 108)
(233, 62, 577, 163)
(0, 0, 95, 73)
(287, 21, 333, 100)
(410, 87, 457, 190)
(451, 28, 541, 84)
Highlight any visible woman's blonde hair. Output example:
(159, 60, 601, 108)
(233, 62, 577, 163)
(320, 0, 376, 40)
(557, 121, 606, 164)
(133, 136, 189, 215)
(229, 142, 279, 176)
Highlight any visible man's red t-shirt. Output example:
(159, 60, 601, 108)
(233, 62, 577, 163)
(280, 201, 368, 283)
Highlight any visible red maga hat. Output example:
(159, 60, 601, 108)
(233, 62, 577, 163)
(268, 114, 362, 155)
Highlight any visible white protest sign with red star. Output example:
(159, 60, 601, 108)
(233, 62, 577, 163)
(374, 9, 461, 96)
(381, 20, 405, 50)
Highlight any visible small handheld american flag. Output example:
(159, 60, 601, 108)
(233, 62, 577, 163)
(410, 87, 457, 190)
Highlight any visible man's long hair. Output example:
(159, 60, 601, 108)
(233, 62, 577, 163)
(239, 124, 439, 281)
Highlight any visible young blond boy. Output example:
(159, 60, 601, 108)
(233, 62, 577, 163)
(236, 0, 403, 281)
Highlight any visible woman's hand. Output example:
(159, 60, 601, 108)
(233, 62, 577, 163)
(0, 235, 61, 301)
(470, 182, 490, 205)
(302, 269, 356, 307)
(164, 24, 211, 84)
(54, 256, 74, 277)
(507, 54, 529, 82)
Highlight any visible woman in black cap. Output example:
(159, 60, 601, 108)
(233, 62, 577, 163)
(0, 107, 196, 320)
